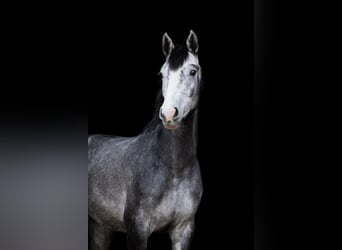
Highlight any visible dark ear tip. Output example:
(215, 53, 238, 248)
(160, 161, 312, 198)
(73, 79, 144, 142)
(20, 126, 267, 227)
(189, 29, 197, 37)
(163, 32, 171, 41)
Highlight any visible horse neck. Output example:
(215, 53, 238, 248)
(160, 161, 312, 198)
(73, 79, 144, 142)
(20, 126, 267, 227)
(157, 109, 199, 170)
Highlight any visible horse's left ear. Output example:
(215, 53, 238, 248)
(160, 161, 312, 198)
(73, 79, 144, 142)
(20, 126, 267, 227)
(186, 30, 199, 54)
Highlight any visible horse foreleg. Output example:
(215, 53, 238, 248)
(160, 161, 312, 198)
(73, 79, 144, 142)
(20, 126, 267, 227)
(89, 218, 113, 250)
(170, 220, 194, 250)
(125, 215, 150, 250)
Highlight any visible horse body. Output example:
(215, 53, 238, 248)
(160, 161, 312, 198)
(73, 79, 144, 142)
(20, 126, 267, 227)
(89, 31, 203, 250)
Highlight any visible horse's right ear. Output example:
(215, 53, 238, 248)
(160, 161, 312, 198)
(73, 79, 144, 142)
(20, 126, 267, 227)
(162, 32, 174, 56)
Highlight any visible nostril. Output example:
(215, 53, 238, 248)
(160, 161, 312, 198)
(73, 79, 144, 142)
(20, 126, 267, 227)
(174, 107, 179, 118)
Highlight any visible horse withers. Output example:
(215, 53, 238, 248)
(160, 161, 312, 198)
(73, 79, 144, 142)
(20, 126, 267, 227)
(88, 30, 203, 250)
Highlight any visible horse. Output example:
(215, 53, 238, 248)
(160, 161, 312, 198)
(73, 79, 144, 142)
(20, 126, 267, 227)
(88, 30, 203, 250)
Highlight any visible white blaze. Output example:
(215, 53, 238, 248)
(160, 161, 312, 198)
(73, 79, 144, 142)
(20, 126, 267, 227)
(160, 53, 200, 121)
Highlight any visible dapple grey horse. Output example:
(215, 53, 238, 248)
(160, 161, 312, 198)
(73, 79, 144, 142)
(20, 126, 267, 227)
(88, 30, 203, 250)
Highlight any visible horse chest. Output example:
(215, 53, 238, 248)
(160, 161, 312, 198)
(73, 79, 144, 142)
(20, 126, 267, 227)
(152, 181, 198, 230)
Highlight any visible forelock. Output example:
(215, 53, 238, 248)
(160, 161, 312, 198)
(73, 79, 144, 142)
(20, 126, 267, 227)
(167, 45, 189, 71)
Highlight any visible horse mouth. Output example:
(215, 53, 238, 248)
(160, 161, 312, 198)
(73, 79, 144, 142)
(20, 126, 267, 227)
(163, 122, 180, 130)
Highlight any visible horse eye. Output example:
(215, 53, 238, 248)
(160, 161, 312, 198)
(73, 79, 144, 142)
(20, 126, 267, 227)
(190, 70, 197, 76)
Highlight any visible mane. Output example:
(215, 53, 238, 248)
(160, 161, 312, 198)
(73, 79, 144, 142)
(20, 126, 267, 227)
(167, 45, 189, 71)
(141, 87, 164, 134)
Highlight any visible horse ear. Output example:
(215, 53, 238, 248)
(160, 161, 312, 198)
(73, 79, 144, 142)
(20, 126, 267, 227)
(186, 30, 199, 54)
(162, 32, 174, 56)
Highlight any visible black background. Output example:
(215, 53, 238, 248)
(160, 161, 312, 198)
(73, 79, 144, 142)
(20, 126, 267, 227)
(1, 2, 255, 250)
(87, 3, 253, 250)
(255, 1, 341, 249)
(2, 2, 340, 250)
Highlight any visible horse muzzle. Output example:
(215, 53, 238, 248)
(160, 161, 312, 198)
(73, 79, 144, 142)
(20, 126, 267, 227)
(159, 107, 181, 129)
